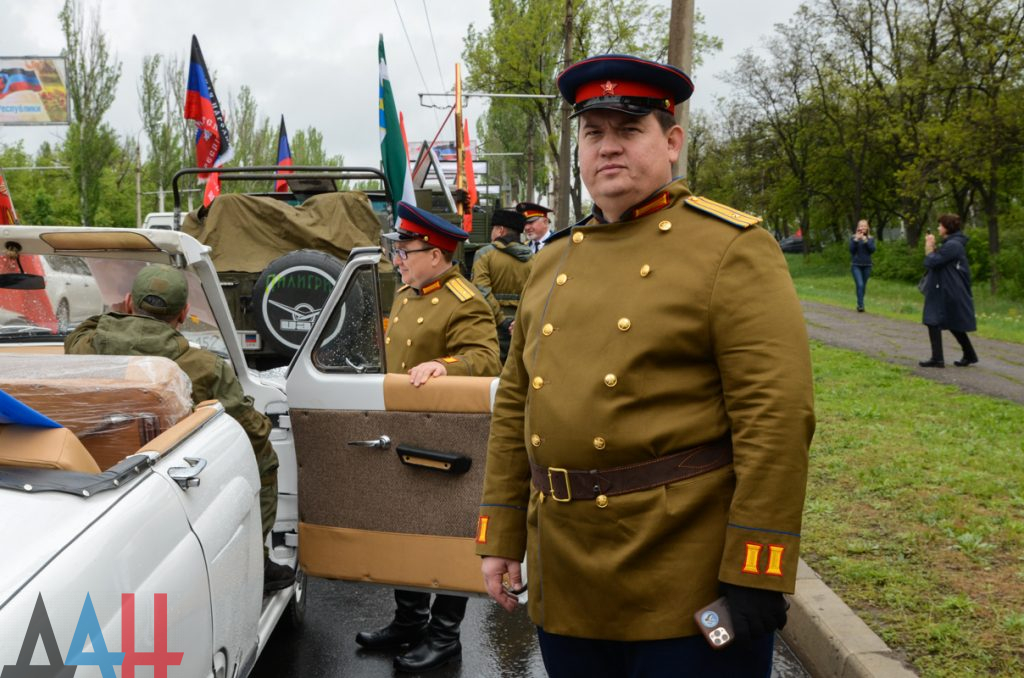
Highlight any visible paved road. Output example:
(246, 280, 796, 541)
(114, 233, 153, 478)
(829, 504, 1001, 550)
(802, 301, 1024, 404)
(251, 578, 809, 677)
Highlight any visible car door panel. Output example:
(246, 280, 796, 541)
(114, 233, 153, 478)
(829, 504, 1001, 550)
(295, 406, 491, 592)
(0, 472, 214, 678)
(288, 251, 495, 595)
(150, 403, 263, 675)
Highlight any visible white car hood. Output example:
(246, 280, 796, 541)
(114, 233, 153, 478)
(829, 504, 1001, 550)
(0, 484, 124, 608)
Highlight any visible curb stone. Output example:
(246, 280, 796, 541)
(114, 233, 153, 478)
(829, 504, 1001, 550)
(782, 560, 918, 677)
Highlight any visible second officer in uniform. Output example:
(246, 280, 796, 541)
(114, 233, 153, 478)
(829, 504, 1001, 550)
(356, 201, 500, 672)
(471, 208, 533, 361)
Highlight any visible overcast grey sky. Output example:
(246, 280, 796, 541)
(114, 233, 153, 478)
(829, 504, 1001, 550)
(1, 0, 805, 167)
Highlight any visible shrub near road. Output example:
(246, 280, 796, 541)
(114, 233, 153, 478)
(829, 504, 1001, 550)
(804, 342, 1024, 676)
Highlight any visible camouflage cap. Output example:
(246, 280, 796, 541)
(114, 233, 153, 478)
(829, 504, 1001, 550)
(132, 264, 189, 317)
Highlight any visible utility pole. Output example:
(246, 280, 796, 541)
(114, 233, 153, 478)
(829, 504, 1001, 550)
(556, 0, 574, 230)
(135, 142, 142, 227)
(526, 117, 536, 202)
(668, 0, 694, 180)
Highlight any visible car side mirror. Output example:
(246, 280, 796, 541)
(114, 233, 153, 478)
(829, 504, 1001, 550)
(0, 273, 46, 290)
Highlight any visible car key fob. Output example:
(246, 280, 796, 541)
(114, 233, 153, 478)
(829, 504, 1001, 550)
(694, 596, 735, 650)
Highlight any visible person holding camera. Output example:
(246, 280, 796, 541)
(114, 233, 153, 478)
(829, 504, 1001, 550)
(919, 213, 979, 368)
(850, 219, 876, 312)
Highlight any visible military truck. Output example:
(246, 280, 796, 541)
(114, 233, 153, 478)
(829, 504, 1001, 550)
(161, 166, 396, 371)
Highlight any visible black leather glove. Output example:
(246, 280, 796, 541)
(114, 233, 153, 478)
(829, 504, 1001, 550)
(721, 583, 789, 645)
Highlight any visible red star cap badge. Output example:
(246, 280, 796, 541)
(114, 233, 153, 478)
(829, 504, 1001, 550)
(601, 80, 618, 96)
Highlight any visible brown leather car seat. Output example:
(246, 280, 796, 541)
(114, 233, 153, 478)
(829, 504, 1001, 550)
(0, 424, 102, 474)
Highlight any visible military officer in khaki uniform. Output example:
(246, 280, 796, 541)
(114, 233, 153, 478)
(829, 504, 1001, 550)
(471, 208, 533, 361)
(475, 55, 815, 676)
(381, 202, 501, 386)
(356, 201, 499, 673)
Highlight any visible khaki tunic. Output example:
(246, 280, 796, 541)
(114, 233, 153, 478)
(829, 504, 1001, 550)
(475, 180, 815, 640)
(385, 266, 501, 377)
(471, 241, 533, 324)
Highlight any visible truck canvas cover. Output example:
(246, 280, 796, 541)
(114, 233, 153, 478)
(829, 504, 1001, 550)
(181, 191, 382, 272)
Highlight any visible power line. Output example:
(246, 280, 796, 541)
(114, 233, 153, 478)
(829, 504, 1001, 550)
(421, 0, 447, 92)
(392, 0, 431, 96)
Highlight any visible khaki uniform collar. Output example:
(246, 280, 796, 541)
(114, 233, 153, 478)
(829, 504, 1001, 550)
(590, 179, 692, 224)
(416, 265, 460, 296)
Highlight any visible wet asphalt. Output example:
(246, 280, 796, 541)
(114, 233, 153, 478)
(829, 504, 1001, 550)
(251, 577, 809, 677)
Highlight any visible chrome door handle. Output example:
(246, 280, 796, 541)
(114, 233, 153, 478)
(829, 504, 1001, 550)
(347, 435, 391, 450)
(168, 457, 207, 489)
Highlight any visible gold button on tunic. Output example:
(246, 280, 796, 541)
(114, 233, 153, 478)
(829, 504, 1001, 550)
(542, 323, 554, 336)
(604, 374, 618, 388)
(617, 318, 631, 331)
(572, 231, 585, 243)
(556, 273, 568, 286)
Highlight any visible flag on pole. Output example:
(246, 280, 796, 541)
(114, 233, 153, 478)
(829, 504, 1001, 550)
(275, 115, 293, 192)
(379, 35, 416, 211)
(462, 119, 477, 231)
(0, 173, 18, 225)
(184, 35, 232, 206)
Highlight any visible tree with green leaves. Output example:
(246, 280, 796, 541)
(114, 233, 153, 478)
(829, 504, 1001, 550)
(59, 0, 122, 226)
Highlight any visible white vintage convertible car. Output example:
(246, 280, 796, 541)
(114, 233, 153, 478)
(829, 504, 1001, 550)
(0, 226, 495, 678)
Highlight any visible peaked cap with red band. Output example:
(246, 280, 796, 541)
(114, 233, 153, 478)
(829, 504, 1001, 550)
(557, 54, 694, 118)
(515, 201, 553, 223)
(383, 201, 469, 253)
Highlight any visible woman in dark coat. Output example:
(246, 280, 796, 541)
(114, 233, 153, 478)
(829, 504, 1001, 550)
(919, 213, 979, 367)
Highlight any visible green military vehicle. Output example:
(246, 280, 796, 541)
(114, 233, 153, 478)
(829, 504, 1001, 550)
(163, 166, 396, 371)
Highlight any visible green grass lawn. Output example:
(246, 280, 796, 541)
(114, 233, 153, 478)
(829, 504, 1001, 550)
(786, 253, 1024, 345)
(803, 342, 1024, 676)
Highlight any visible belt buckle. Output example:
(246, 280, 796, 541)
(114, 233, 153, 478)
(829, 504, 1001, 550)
(547, 467, 572, 502)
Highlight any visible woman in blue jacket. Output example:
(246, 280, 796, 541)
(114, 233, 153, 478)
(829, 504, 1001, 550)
(918, 213, 978, 368)
(850, 219, 876, 312)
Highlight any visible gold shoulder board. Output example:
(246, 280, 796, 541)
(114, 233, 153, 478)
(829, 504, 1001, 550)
(445, 278, 477, 302)
(684, 196, 762, 229)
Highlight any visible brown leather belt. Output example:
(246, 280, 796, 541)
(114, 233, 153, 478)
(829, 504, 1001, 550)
(529, 436, 732, 503)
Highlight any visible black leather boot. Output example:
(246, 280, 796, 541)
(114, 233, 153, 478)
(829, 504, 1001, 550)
(355, 590, 429, 651)
(393, 594, 467, 672)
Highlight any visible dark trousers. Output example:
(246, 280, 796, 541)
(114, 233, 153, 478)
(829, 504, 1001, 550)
(927, 324, 977, 362)
(536, 627, 774, 678)
(851, 265, 871, 309)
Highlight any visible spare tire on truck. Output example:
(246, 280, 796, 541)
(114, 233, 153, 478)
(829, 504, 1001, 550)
(251, 250, 347, 361)
(181, 191, 391, 371)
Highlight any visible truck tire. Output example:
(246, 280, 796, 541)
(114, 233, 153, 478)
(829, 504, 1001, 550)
(252, 250, 346, 360)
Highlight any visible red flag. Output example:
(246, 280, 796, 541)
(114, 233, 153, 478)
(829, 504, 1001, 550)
(274, 115, 293, 192)
(462, 119, 478, 231)
(0, 173, 17, 225)
(184, 35, 232, 206)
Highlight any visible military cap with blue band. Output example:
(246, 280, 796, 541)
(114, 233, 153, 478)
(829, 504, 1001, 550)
(557, 54, 694, 118)
(384, 201, 469, 253)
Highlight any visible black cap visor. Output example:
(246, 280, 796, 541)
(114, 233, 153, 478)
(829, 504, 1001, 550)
(571, 95, 671, 119)
(382, 229, 422, 242)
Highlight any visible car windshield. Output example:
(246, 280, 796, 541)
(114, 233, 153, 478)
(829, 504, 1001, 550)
(0, 253, 229, 357)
